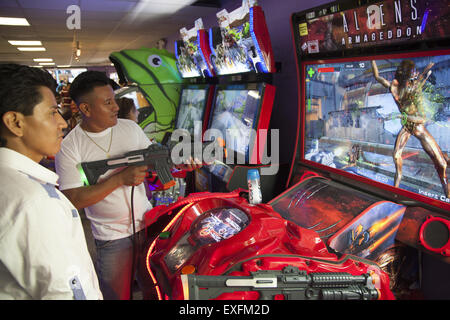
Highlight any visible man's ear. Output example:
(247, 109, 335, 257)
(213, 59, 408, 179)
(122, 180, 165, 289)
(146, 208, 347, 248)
(2, 111, 25, 138)
(78, 102, 90, 117)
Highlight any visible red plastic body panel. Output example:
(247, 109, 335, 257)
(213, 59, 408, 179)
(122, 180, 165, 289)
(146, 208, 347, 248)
(146, 191, 394, 300)
(197, 29, 216, 77)
(251, 6, 276, 73)
(249, 83, 275, 165)
(419, 216, 450, 257)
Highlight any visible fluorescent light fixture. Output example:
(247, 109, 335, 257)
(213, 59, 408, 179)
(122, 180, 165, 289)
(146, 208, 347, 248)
(0, 17, 30, 26)
(33, 58, 53, 62)
(127, 1, 196, 21)
(39, 62, 55, 66)
(8, 40, 42, 46)
(17, 47, 46, 51)
(57, 65, 71, 68)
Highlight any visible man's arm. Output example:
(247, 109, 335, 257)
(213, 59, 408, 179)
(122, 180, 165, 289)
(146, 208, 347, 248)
(61, 165, 148, 210)
(371, 60, 391, 88)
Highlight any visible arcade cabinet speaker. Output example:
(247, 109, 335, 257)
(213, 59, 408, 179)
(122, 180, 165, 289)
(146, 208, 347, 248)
(419, 216, 450, 257)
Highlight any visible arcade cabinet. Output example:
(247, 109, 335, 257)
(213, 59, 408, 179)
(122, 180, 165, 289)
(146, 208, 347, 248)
(141, 0, 396, 301)
(281, 0, 450, 299)
(149, 18, 217, 206)
(194, 0, 288, 203)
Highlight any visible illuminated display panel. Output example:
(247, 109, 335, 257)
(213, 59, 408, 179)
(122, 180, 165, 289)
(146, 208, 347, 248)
(163, 207, 249, 272)
(206, 84, 265, 163)
(301, 49, 450, 209)
(174, 86, 209, 137)
(209, 5, 271, 75)
(175, 39, 203, 78)
(296, 0, 449, 57)
(176, 18, 213, 78)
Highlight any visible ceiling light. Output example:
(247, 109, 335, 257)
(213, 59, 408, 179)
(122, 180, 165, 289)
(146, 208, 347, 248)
(0, 17, 30, 26)
(75, 41, 81, 57)
(57, 65, 71, 68)
(8, 40, 42, 46)
(33, 58, 53, 62)
(39, 62, 55, 66)
(17, 47, 46, 51)
(127, 1, 196, 20)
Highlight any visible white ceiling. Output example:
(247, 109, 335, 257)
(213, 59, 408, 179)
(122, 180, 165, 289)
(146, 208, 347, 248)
(0, 0, 221, 67)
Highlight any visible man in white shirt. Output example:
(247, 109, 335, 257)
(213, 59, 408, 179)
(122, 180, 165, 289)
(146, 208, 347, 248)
(0, 64, 102, 299)
(55, 71, 201, 299)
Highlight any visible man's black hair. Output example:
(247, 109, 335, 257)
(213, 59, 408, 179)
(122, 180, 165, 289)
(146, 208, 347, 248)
(116, 97, 136, 119)
(69, 70, 112, 105)
(0, 63, 57, 147)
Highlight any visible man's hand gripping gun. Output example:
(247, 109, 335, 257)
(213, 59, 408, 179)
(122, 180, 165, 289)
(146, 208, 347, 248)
(181, 265, 380, 300)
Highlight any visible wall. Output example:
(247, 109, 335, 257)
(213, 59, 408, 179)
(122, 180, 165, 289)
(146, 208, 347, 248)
(87, 65, 117, 77)
(166, 0, 333, 181)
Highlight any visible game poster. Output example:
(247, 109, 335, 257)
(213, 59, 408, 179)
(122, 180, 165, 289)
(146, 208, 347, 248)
(176, 19, 207, 78)
(210, 0, 263, 75)
(298, 0, 450, 55)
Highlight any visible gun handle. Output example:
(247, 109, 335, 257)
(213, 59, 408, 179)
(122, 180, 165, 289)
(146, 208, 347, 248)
(80, 161, 109, 186)
(154, 160, 176, 189)
(258, 291, 275, 300)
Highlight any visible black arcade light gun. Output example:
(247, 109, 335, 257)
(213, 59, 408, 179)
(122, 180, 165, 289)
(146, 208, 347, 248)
(78, 139, 225, 188)
(180, 265, 379, 300)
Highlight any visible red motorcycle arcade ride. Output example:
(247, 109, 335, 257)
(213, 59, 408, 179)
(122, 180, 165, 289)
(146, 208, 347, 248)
(144, 189, 394, 300)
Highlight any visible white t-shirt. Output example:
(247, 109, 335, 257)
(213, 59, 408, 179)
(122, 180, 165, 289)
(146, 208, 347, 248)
(0, 148, 102, 299)
(55, 119, 153, 241)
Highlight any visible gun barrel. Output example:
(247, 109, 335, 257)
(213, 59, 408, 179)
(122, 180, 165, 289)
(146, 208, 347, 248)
(320, 286, 379, 300)
(309, 273, 368, 287)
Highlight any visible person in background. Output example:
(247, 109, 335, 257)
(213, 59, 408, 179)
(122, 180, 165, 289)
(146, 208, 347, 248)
(116, 97, 139, 123)
(54, 71, 201, 300)
(115, 97, 155, 201)
(0, 64, 102, 300)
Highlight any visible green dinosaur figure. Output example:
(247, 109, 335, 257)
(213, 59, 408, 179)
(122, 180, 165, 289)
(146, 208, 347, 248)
(110, 47, 185, 142)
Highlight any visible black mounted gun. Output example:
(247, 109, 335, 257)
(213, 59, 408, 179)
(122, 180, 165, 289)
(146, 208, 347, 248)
(78, 139, 225, 187)
(180, 265, 379, 300)
(79, 143, 175, 188)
